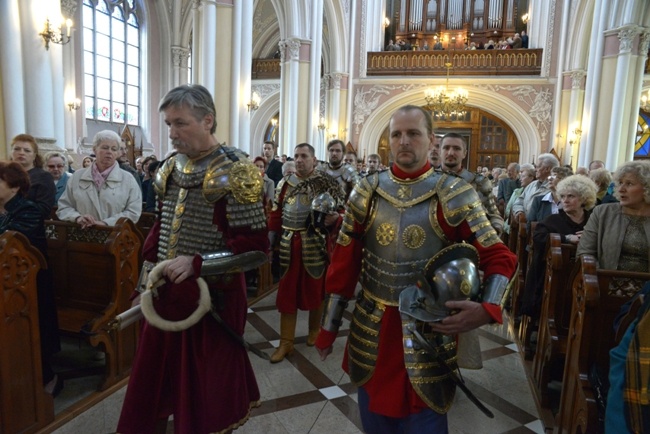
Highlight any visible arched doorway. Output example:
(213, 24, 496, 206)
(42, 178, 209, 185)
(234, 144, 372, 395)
(377, 107, 520, 170)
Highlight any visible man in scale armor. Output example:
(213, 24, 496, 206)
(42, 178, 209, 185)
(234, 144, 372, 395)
(117, 84, 268, 434)
(268, 143, 344, 363)
(315, 105, 517, 433)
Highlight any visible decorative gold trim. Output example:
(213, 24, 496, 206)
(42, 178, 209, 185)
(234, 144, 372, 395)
(376, 222, 396, 246)
(376, 186, 438, 209)
(429, 198, 450, 243)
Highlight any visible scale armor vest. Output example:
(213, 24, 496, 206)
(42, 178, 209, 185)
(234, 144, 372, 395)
(341, 168, 499, 414)
(154, 146, 266, 261)
(276, 172, 338, 280)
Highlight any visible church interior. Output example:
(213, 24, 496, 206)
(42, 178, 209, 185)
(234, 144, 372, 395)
(1, 0, 650, 433)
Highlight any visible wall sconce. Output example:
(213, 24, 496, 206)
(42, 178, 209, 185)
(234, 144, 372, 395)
(247, 92, 260, 112)
(317, 117, 327, 131)
(67, 98, 81, 111)
(521, 13, 530, 24)
(568, 128, 582, 146)
(383, 17, 390, 28)
(40, 17, 73, 50)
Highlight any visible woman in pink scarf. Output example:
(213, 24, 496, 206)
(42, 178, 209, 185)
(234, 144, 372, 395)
(57, 130, 141, 227)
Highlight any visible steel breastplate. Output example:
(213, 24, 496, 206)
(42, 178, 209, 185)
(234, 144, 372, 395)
(360, 170, 447, 306)
(280, 176, 312, 231)
(278, 174, 328, 279)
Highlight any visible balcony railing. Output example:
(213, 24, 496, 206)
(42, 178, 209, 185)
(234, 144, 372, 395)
(251, 49, 544, 79)
(367, 49, 543, 76)
(252, 59, 281, 79)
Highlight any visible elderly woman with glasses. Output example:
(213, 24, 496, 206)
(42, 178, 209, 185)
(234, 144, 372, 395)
(521, 175, 598, 321)
(57, 130, 142, 228)
(44, 151, 71, 203)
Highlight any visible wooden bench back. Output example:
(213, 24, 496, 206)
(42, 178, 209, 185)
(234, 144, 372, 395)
(44, 217, 142, 390)
(532, 234, 576, 408)
(0, 231, 54, 433)
(556, 255, 650, 434)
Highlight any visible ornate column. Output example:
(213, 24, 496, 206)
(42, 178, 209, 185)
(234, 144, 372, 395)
(171, 46, 190, 87)
(605, 26, 642, 169)
(61, 0, 79, 151)
(566, 70, 586, 167)
(214, 0, 233, 144)
(233, 0, 254, 154)
(578, 0, 610, 168)
(0, 0, 26, 151)
(278, 38, 303, 157)
(191, 0, 201, 84)
(20, 0, 61, 151)
(307, 0, 324, 149)
(199, 0, 217, 95)
(326, 72, 349, 151)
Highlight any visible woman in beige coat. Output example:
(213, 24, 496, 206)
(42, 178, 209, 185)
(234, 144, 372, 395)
(57, 130, 141, 227)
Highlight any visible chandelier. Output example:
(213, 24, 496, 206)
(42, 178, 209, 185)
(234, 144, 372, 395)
(423, 63, 468, 120)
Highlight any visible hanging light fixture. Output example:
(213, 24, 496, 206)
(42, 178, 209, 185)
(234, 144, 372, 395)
(423, 63, 468, 120)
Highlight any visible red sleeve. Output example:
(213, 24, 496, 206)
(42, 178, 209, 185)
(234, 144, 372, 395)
(212, 199, 269, 255)
(268, 183, 287, 233)
(324, 221, 365, 300)
(142, 218, 162, 262)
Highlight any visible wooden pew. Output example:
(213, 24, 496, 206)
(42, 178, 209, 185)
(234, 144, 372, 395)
(518, 219, 535, 352)
(0, 231, 54, 433)
(532, 234, 576, 408)
(555, 255, 650, 434)
(45, 217, 142, 391)
(507, 212, 527, 320)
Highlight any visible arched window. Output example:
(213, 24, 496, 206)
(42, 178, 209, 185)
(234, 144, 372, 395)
(83, 0, 141, 125)
(636, 110, 650, 159)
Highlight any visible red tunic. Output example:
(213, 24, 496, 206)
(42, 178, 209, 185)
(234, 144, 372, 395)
(268, 174, 327, 313)
(117, 199, 268, 434)
(316, 163, 517, 418)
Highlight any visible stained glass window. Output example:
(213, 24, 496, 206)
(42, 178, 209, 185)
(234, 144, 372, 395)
(635, 111, 650, 159)
(83, 0, 140, 125)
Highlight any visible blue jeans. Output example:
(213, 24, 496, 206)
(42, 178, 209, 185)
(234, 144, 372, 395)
(357, 387, 449, 434)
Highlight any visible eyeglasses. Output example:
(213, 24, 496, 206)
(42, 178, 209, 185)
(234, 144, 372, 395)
(48, 164, 65, 169)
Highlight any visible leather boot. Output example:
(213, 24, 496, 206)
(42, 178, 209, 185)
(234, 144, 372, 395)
(270, 312, 297, 363)
(307, 304, 324, 347)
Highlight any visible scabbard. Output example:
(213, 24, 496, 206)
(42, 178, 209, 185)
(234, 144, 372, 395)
(412, 328, 494, 419)
(109, 305, 143, 331)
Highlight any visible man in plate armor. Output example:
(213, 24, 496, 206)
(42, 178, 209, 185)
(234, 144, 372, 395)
(441, 132, 504, 234)
(315, 105, 517, 433)
(117, 84, 268, 434)
(317, 138, 360, 199)
(268, 143, 344, 363)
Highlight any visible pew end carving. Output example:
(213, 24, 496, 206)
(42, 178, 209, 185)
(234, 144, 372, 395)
(0, 231, 54, 433)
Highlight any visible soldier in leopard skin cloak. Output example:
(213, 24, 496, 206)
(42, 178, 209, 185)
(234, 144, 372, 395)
(117, 85, 268, 434)
(268, 143, 344, 363)
(315, 106, 517, 433)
